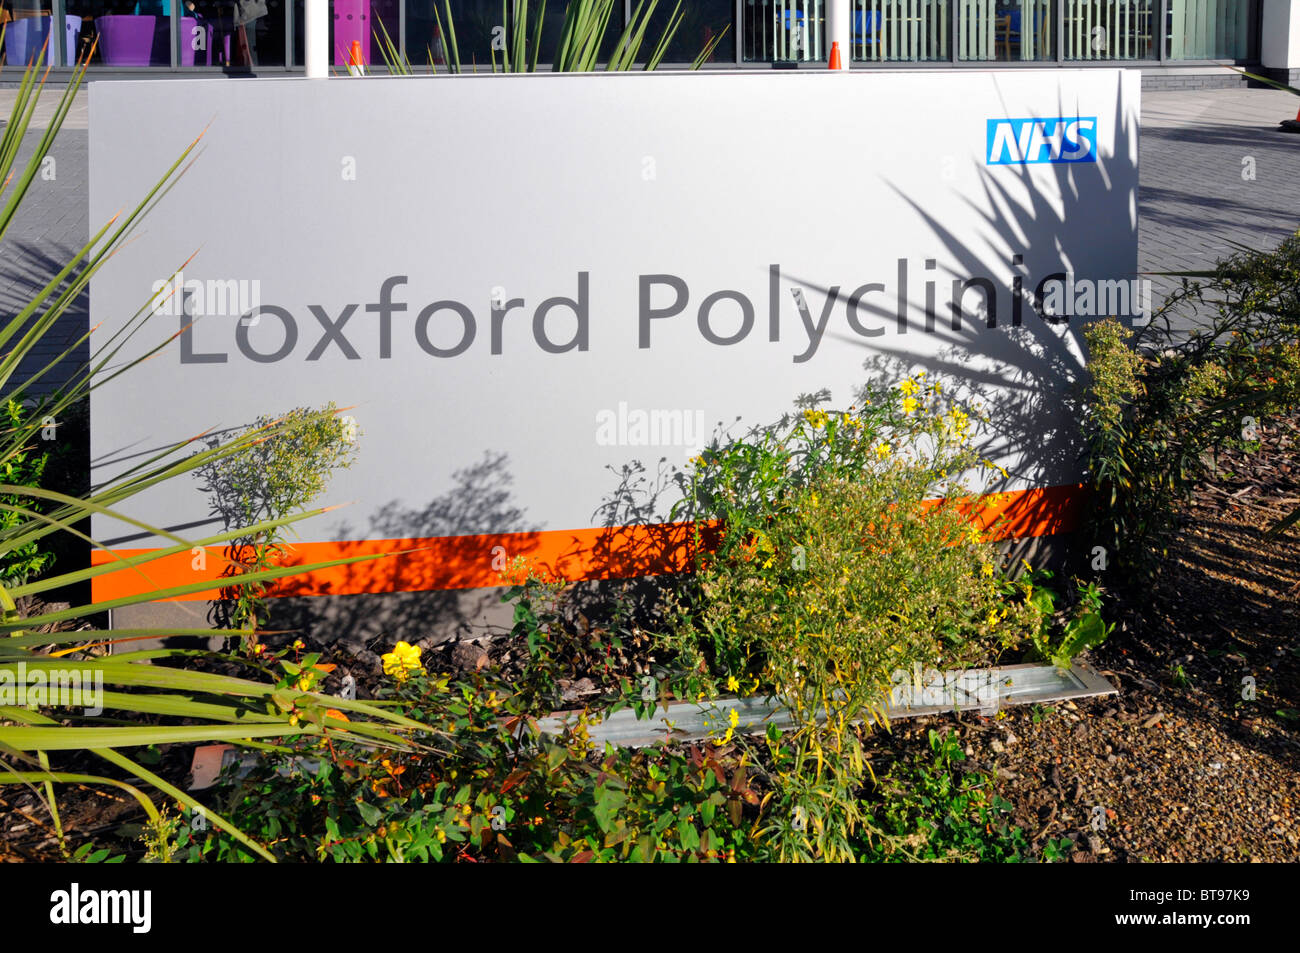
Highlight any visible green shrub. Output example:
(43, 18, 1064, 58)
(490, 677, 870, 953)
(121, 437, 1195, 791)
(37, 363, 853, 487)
(0, 398, 54, 587)
(159, 374, 1089, 864)
(194, 403, 358, 641)
(664, 377, 1033, 691)
(1018, 570, 1113, 671)
(857, 729, 1031, 863)
(657, 376, 1047, 861)
(163, 401, 1075, 865)
(172, 658, 754, 863)
(1083, 233, 1300, 566)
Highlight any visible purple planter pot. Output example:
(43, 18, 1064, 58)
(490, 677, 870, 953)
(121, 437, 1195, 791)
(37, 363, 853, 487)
(3, 15, 82, 68)
(174, 18, 213, 67)
(97, 15, 157, 67)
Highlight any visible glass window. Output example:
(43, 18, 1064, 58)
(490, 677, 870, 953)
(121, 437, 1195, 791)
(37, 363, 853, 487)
(644, 0, 734, 65)
(745, 0, 826, 62)
(177, 0, 287, 68)
(56, 0, 171, 67)
(958, 0, 1054, 61)
(37, 0, 287, 68)
(1, 1, 76, 67)
(403, 0, 525, 71)
(404, 0, 625, 71)
(1166, 0, 1256, 60)
(853, 0, 951, 61)
(403, 0, 442, 65)
(1063, 0, 1155, 60)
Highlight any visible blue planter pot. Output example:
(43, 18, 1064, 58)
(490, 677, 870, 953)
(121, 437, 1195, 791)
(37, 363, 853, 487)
(3, 15, 82, 68)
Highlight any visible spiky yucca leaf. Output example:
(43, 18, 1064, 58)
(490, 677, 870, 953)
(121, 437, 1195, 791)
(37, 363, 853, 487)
(0, 49, 428, 861)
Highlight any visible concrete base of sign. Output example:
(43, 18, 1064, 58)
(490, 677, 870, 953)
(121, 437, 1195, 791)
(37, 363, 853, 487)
(109, 584, 513, 653)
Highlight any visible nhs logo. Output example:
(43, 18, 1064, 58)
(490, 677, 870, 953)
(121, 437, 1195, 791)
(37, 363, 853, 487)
(986, 117, 1097, 165)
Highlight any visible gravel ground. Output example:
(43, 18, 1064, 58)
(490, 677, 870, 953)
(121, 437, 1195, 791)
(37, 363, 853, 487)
(874, 414, 1300, 862)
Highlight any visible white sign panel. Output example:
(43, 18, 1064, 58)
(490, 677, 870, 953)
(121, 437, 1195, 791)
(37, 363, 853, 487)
(88, 69, 1140, 601)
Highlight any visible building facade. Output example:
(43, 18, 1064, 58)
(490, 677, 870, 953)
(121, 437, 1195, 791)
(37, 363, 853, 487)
(0, 0, 1297, 87)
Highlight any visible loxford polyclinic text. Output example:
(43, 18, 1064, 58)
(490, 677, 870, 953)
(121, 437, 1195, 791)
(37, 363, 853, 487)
(170, 259, 1150, 366)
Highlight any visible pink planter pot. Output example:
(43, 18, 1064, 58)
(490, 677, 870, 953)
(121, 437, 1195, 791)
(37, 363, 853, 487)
(333, 0, 370, 66)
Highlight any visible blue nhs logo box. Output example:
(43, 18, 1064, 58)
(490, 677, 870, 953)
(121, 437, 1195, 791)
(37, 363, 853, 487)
(986, 117, 1098, 165)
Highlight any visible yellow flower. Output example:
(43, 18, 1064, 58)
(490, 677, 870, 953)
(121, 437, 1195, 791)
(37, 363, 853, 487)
(382, 641, 424, 681)
(945, 408, 971, 440)
(981, 563, 994, 578)
(985, 609, 999, 627)
(875, 443, 891, 460)
(729, 708, 740, 729)
(726, 675, 740, 693)
(899, 379, 920, 396)
(901, 397, 919, 415)
(436, 828, 447, 844)
(802, 409, 830, 429)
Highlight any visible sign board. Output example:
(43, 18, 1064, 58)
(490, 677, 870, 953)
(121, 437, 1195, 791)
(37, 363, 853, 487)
(88, 68, 1141, 606)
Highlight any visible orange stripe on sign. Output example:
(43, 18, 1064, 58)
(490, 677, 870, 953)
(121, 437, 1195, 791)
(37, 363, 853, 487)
(90, 484, 1087, 603)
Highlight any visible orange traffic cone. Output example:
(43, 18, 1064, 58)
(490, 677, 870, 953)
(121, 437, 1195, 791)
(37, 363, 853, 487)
(1282, 101, 1300, 133)
(348, 40, 365, 77)
(828, 41, 843, 70)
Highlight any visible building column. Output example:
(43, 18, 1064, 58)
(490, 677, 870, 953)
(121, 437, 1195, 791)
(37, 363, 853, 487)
(305, 0, 329, 78)
(1261, 0, 1300, 86)
(828, 0, 852, 66)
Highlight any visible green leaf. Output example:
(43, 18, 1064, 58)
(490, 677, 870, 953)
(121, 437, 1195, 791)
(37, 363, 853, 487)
(592, 786, 627, 833)
(677, 815, 700, 850)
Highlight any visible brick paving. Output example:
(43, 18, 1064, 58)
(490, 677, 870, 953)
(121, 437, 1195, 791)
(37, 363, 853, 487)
(1, 83, 1298, 392)
(0, 114, 89, 397)
(1139, 87, 1300, 319)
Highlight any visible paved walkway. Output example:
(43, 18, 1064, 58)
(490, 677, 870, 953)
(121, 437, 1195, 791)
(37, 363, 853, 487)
(1, 83, 1298, 392)
(0, 87, 89, 395)
(1140, 87, 1300, 313)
